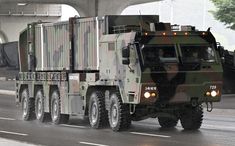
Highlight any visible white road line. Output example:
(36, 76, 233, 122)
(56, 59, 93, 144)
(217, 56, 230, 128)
(222, 94, 235, 97)
(130, 132, 171, 138)
(0, 90, 16, 96)
(202, 124, 235, 131)
(0, 130, 28, 136)
(61, 124, 87, 129)
(0, 117, 16, 121)
(0, 137, 40, 146)
(79, 141, 109, 146)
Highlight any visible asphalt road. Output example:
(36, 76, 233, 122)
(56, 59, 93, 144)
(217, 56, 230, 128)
(0, 81, 235, 146)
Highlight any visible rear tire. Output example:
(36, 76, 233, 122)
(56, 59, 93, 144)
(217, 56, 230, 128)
(158, 117, 178, 128)
(35, 89, 51, 122)
(108, 92, 131, 131)
(88, 91, 108, 128)
(180, 105, 203, 130)
(21, 88, 35, 121)
(50, 89, 69, 124)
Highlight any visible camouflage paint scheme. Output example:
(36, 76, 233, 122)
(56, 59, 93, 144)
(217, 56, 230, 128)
(99, 31, 222, 106)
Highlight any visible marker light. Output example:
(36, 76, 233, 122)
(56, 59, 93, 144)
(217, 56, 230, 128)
(151, 93, 156, 97)
(173, 32, 177, 35)
(211, 90, 217, 97)
(144, 32, 148, 36)
(202, 32, 206, 35)
(144, 92, 151, 98)
(184, 32, 188, 35)
(206, 92, 211, 96)
(162, 32, 166, 36)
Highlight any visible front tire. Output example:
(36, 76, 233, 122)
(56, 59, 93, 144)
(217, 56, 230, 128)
(158, 116, 178, 128)
(50, 89, 69, 124)
(35, 89, 51, 122)
(21, 88, 35, 121)
(108, 92, 131, 131)
(180, 105, 203, 130)
(88, 91, 108, 128)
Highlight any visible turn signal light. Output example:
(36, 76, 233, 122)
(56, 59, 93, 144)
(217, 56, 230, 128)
(206, 92, 211, 96)
(151, 93, 156, 97)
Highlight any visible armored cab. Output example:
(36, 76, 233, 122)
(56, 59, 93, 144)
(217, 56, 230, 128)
(99, 16, 223, 130)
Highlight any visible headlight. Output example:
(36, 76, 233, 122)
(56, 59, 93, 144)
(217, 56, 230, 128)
(144, 92, 151, 98)
(211, 90, 217, 97)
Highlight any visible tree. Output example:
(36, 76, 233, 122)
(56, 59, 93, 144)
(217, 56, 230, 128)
(211, 0, 235, 30)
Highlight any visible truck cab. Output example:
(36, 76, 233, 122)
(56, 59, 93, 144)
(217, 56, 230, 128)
(99, 16, 223, 130)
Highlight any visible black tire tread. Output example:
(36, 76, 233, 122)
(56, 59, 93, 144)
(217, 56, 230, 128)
(89, 91, 108, 128)
(35, 89, 51, 123)
(22, 89, 36, 121)
(180, 105, 203, 130)
(51, 89, 69, 124)
(158, 117, 178, 128)
(109, 91, 131, 131)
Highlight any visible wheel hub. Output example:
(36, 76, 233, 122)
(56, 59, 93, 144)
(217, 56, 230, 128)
(52, 100, 58, 121)
(91, 102, 98, 124)
(111, 103, 118, 126)
(22, 98, 27, 117)
(36, 98, 42, 119)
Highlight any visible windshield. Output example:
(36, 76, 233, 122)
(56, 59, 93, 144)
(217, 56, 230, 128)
(180, 45, 216, 63)
(141, 45, 177, 67)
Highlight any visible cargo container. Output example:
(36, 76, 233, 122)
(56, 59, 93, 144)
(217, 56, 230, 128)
(22, 18, 102, 72)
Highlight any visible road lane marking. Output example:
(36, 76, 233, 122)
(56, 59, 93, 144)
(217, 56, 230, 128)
(61, 124, 87, 129)
(79, 141, 109, 146)
(0, 130, 28, 136)
(130, 132, 171, 138)
(0, 90, 16, 96)
(0, 117, 16, 121)
(203, 124, 235, 131)
(0, 137, 40, 146)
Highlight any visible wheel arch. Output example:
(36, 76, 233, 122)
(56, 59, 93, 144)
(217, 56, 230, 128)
(34, 85, 43, 97)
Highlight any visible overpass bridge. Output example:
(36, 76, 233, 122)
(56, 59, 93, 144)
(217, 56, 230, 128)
(0, 0, 159, 17)
(0, 0, 158, 43)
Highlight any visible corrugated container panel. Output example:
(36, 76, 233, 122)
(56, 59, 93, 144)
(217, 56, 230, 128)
(35, 25, 42, 70)
(74, 17, 104, 70)
(35, 21, 70, 71)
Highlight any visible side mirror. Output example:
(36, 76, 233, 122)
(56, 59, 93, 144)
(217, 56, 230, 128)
(122, 46, 130, 58)
(122, 59, 130, 65)
(221, 57, 225, 64)
(217, 45, 224, 57)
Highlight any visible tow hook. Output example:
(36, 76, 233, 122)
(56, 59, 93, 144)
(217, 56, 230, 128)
(206, 102, 213, 112)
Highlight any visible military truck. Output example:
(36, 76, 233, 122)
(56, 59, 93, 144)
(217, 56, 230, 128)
(16, 15, 223, 131)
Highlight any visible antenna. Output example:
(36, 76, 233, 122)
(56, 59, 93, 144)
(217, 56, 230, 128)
(138, 10, 143, 31)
